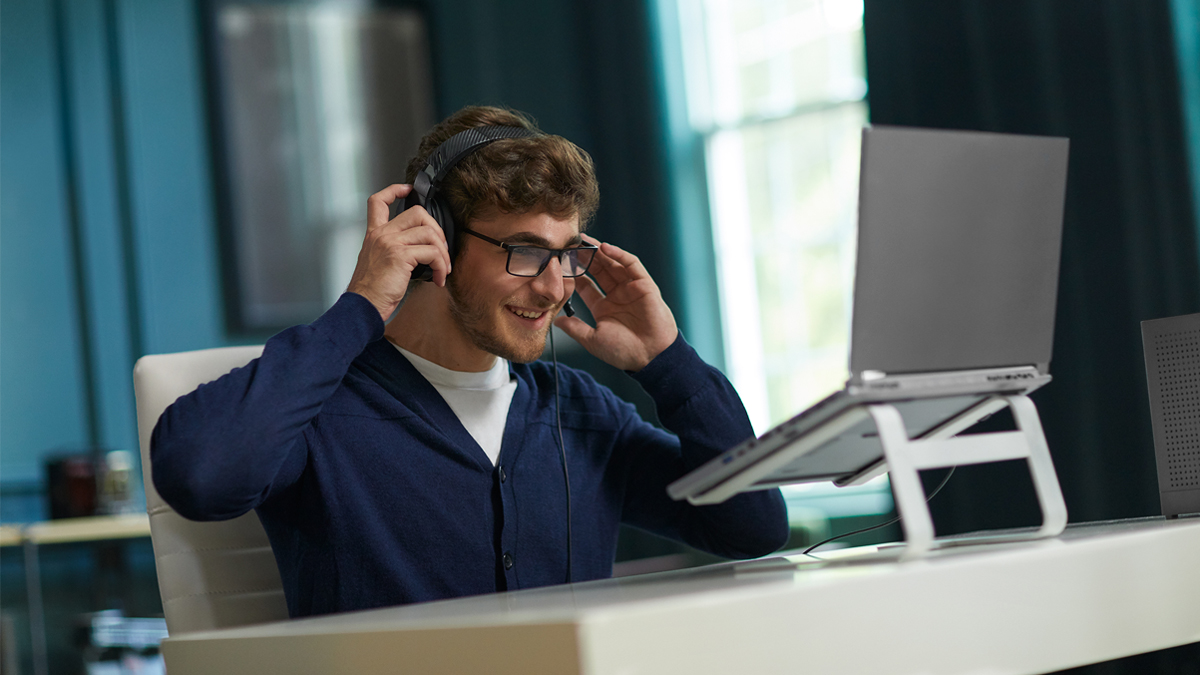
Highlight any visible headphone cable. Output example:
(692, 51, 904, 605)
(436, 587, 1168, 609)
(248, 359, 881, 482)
(550, 325, 573, 583)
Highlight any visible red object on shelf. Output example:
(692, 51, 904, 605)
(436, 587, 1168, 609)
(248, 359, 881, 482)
(46, 456, 97, 519)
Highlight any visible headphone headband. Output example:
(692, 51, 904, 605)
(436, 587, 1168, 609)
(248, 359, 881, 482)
(422, 126, 537, 185)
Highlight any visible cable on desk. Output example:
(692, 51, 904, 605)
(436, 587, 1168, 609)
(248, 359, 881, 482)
(803, 466, 957, 555)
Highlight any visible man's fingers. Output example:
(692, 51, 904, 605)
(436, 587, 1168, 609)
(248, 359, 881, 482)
(394, 206, 448, 246)
(380, 207, 450, 268)
(376, 220, 453, 280)
(405, 229, 453, 280)
(574, 274, 606, 307)
(554, 316, 595, 346)
(402, 244, 451, 286)
(583, 235, 644, 270)
(367, 184, 413, 231)
(598, 240, 648, 278)
(582, 236, 640, 286)
(582, 242, 622, 290)
(398, 241, 453, 285)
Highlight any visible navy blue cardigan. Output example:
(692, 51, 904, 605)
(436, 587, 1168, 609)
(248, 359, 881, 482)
(151, 293, 788, 617)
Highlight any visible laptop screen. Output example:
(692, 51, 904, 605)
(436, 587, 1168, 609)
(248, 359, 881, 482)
(849, 126, 1069, 377)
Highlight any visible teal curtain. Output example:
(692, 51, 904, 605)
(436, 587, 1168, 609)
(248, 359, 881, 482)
(863, 0, 1200, 534)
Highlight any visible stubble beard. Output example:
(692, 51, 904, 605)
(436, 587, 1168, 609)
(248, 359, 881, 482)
(446, 273, 552, 364)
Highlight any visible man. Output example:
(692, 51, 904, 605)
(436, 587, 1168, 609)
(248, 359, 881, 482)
(152, 106, 787, 618)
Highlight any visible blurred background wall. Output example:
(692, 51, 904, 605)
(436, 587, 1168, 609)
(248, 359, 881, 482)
(2, 0, 1199, 673)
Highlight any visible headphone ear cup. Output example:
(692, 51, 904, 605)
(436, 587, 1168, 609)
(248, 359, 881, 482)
(389, 191, 413, 221)
(402, 189, 422, 213)
(390, 188, 427, 223)
(426, 198, 455, 260)
(403, 197, 448, 282)
(396, 192, 434, 281)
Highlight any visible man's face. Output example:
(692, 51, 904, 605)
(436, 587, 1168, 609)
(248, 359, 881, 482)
(446, 211, 581, 363)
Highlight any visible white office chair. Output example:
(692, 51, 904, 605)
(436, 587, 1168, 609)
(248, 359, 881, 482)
(134, 346, 290, 635)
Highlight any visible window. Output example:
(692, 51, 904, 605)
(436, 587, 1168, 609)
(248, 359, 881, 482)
(670, 0, 891, 534)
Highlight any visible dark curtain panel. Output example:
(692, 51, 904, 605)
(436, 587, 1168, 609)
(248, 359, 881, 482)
(863, 0, 1200, 532)
(425, 0, 678, 415)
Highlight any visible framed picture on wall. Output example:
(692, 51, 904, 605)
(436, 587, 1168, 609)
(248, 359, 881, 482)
(201, 0, 436, 334)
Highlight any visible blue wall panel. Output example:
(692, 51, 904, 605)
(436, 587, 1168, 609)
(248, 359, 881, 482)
(115, 0, 224, 356)
(62, 0, 138, 450)
(0, 0, 91, 484)
(2, 0, 225, 490)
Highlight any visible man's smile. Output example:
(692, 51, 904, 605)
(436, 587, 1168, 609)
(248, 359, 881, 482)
(504, 303, 559, 331)
(506, 306, 546, 320)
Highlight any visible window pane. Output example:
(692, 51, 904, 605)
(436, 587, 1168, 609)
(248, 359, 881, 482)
(708, 103, 865, 431)
(210, 6, 434, 331)
(675, 0, 893, 540)
(695, 0, 866, 129)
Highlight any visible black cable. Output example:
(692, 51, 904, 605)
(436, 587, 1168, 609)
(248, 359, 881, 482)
(802, 466, 957, 556)
(550, 326, 573, 583)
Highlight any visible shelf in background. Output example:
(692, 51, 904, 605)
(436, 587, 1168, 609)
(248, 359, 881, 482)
(0, 513, 150, 547)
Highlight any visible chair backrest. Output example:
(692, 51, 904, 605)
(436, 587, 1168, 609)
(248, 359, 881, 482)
(134, 345, 290, 634)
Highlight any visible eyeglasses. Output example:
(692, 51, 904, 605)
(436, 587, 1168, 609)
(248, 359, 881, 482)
(460, 228, 598, 278)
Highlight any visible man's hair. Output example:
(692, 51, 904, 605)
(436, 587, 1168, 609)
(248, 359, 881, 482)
(405, 106, 600, 237)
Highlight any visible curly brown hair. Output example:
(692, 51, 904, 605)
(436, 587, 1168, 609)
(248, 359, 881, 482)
(405, 106, 600, 237)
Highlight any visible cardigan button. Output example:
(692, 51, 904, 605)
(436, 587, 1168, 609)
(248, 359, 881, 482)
(503, 552, 514, 570)
(499, 466, 507, 483)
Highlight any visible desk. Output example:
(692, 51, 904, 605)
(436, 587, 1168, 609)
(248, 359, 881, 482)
(0, 513, 151, 547)
(2, 514, 151, 675)
(161, 517, 1200, 675)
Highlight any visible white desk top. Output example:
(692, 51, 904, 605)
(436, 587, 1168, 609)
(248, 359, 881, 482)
(163, 517, 1200, 675)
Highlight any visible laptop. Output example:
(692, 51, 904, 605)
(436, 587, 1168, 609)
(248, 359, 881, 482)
(669, 125, 1070, 506)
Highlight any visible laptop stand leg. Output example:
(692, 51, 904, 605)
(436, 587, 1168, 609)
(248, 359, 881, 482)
(870, 404, 937, 559)
(1008, 395, 1069, 539)
(869, 394, 1067, 560)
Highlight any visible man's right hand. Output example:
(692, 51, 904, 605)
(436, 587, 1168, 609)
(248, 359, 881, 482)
(346, 184, 452, 322)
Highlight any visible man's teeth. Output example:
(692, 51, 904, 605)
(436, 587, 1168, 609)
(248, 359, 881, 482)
(510, 308, 544, 319)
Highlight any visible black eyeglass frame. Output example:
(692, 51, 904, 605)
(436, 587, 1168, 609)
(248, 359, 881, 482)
(460, 228, 599, 278)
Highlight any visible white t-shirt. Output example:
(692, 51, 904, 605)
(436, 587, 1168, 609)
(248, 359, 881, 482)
(392, 344, 517, 466)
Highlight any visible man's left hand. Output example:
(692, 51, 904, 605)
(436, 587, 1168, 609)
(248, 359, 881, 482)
(554, 235, 678, 372)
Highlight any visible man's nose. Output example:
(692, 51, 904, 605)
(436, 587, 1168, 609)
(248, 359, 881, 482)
(530, 255, 566, 300)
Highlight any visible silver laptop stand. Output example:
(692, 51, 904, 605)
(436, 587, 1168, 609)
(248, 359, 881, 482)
(682, 391, 1069, 559)
(869, 394, 1067, 559)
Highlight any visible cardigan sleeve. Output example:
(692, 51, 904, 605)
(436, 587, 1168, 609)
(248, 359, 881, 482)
(618, 334, 790, 559)
(150, 292, 384, 521)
